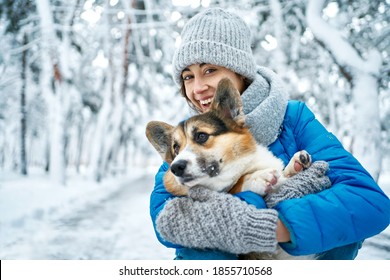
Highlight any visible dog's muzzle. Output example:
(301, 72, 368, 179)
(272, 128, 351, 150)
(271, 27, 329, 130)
(171, 159, 220, 183)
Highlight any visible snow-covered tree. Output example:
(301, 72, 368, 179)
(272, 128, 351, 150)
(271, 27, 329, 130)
(306, 0, 383, 179)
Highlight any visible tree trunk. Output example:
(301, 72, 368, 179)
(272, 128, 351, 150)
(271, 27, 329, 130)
(89, 0, 135, 181)
(20, 32, 28, 175)
(36, 0, 66, 185)
(306, 0, 382, 180)
(88, 0, 114, 182)
(269, 0, 287, 72)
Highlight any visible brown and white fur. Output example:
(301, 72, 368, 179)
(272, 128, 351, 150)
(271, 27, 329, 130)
(145, 78, 313, 259)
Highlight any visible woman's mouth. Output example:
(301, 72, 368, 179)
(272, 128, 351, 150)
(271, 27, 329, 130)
(200, 97, 213, 105)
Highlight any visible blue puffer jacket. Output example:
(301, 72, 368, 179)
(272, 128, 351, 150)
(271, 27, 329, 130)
(149, 101, 390, 259)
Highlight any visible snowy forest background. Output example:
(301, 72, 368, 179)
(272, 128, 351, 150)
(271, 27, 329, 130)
(0, 0, 390, 260)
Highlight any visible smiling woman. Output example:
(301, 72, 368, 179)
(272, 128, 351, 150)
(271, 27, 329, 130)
(149, 7, 390, 261)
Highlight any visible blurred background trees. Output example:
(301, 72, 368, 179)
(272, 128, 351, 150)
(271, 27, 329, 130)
(0, 0, 389, 183)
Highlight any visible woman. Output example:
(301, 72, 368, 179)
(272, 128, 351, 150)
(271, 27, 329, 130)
(149, 8, 390, 260)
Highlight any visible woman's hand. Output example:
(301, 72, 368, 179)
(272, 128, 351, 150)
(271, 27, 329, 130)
(156, 186, 279, 254)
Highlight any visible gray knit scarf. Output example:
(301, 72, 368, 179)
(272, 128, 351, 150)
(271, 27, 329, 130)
(241, 67, 289, 146)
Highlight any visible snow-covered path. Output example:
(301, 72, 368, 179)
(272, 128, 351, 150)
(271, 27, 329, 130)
(0, 173, 174, 260)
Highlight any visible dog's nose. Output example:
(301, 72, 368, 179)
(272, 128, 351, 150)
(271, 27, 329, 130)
(171, 160, 187, 177)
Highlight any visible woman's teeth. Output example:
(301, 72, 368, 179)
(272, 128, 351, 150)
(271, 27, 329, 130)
(200, 98, 213, 105)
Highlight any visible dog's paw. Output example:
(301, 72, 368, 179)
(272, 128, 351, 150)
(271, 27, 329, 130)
(262, 169, 281, 189)
(294, 150, 312, 171)
(284, 150, 312, 177)
(242, 169, 282, 196)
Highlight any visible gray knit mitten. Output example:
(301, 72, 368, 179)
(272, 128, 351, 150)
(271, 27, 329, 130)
(156, 186, 279, 254)
(265, 161, 331, 208)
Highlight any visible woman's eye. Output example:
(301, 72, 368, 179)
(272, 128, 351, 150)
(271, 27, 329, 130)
(195, 132, 209, 144)
(205, 68, 216, 74)
(182, 74, 193, 81)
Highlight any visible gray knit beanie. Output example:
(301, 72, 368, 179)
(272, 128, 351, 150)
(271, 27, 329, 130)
(172, 8, 257, 86)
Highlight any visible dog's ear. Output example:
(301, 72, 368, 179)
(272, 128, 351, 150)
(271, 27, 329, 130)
(211, 78, 245, 126)
(145, 121, 175, 164)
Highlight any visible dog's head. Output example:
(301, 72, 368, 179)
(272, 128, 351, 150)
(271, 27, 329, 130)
(145, 78, 257, 192)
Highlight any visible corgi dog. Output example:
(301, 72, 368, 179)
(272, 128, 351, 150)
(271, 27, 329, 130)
(145, 78, 311, 197)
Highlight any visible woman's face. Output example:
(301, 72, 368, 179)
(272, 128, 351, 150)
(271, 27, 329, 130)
(181, 63, 246, 113)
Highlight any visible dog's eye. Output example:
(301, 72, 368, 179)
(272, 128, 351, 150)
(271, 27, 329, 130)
(195, 132, 209, 144)
(173, 143, 180, 155)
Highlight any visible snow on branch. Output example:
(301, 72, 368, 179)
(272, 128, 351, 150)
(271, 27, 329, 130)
(306, 0, 380, 76)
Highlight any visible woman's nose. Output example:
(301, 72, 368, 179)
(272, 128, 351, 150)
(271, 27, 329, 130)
(193, 78, 208, 94)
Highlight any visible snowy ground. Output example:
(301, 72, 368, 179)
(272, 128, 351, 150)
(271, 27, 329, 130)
(0, 166, 174, 260)
(0, 166, 389, 260)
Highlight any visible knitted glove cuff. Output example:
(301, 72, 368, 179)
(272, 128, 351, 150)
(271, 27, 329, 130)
(239, 208, 279, 254)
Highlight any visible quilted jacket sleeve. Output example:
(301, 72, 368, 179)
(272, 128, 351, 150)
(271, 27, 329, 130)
(149, 162, 182, 249)
(276, 101, 390, 255)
